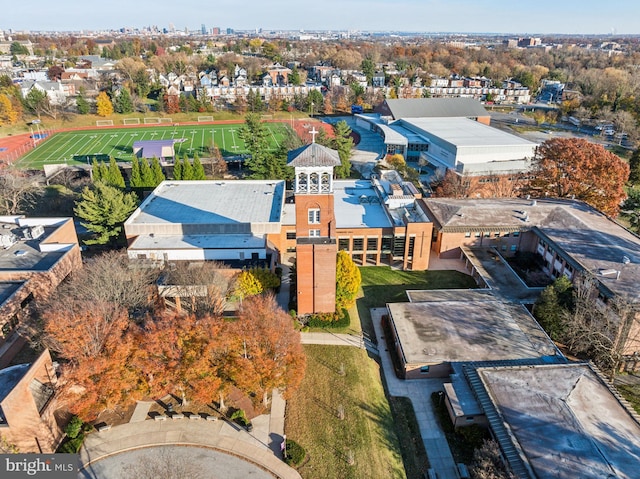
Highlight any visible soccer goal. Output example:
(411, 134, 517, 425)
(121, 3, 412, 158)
(123, 118, 141, 125)
(143, 118, 161, 124)
(261, 114, 274, 120)
(159, 118, 173, 124)
(96, 120, 114, 127)
(198, 116, 214, 122)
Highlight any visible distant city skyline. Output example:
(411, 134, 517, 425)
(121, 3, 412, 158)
(2, 0, 639, 35)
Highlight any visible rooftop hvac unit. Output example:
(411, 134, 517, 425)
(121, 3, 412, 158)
(1, 233, 18, 249)
(22, 225, 45, 240)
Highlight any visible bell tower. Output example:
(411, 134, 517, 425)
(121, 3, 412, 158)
(287, 134, 341, 315)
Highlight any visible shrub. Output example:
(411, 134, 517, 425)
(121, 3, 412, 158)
(58, 437, 84, 454)
(284, 438, 306, 466)
(230, 408, 250, 428)
(65, 416, 83, 439)
(305, 309, 350, 329)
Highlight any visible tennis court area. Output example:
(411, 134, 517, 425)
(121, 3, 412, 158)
(15, 123, 290, 169)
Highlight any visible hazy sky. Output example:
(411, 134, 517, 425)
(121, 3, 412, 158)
(2, 0, 639, 35)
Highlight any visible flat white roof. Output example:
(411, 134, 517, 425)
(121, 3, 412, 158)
(129, 234, 266, 250)
(401, 117, 537, 149)
(333, 180, 392, 229)
(126, 180, 285, 226)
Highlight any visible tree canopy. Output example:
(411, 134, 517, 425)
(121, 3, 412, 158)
(96, 91, 114, 117)
(74, 182, 138, 245)
(335, 251, 361, 310)
(528, 138, 629, 217)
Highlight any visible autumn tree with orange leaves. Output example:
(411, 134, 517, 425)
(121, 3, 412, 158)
(228, 294, 306, 408)
(527, 138, 629, 217)
(42, 300, 144, 419)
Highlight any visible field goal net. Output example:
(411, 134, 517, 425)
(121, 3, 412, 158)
(123, 118, 141, 125)
(96, 120, 114, 127)
(159, 118, 173, 124)
(198, 116, 214, 122)
(144, 118, 161, 124)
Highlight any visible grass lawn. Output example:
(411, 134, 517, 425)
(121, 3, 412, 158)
(357, 266, 477, 338)
(14, 122, 290, 169)
(285, 345, 406, 479)
(617, 383, 640, 414)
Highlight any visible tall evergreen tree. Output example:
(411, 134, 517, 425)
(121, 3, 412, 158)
(151, 157, 165, 186)
(130, 156, 142, 188)
(173, 158, 183, 180)
(97, 162, 109, 184)
(91, 158, 102, 183)
(74, 182, 138, 245)
(192, 154, 206, 180)
(76, 92, 90, 115)
(333, 120, 354, 179)
(629, 148, 640, 185)
(107, 157, 125, 188)
(140, 158, 154, 187)
(182, 155, 193, 180)
(114, 87, 134, 114)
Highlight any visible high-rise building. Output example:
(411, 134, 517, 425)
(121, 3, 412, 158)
(201, 24, 207, 35)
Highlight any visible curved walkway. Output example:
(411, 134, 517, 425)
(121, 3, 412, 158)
(79, 418, 301, 479)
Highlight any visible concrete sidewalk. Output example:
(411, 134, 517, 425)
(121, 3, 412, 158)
(81, 390, 298, 479)
(370, 307, 459, 479)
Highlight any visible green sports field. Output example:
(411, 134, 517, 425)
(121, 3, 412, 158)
(15, 123, 290, 169)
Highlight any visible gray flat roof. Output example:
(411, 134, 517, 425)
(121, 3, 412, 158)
(0, 282, 24, 305)
(0, 363, 30, 403)
(387, 291, 557, 365)
(424, 198, 640, 303)
(126, 180, 285, 226)
(478, 363, 640, 479)
(0, 236, 64, 271)
(399, 117, 537, 149)
(333, 180, 393, 229)
(382, 98, 489, 119)
(129, 234, 266, 250)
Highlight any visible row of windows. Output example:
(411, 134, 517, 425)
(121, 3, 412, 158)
(338, 236, 414, 258)
(464, 231, 520, 238)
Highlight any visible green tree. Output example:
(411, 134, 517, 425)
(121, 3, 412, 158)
(239, 113, 271, 177)
(91, 158, 102, 183)
(307, 89, 323, 116)
(173, 158, 183, 180)
(333, 120, 354, 179)
(140, 158, 154, 187)
(233, 271, 263, 301)
(106, 157, 125, 188)
(74, 182, 138, 245)
(249, 267, 280, 291)
(23, 88, 49, 118)
(114, 87, 133, 114)
(335, 251, 361, 310)
(76, 92, 90, 115)
(629, 148, 640, 185)
(10, 42, 29, 55)
(151, 157, 165, 186)
(192, 154, 206, 180)
(533, 276, 573, 341)
(182, 155, 193, 180)
(130, 156, 142, 188)
(361, 57, 375, 85)
(289, 68, 301, 86)
(622, 187, 640, 234)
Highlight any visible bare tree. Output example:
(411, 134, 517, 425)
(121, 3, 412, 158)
(0, 168, 42, 214)
(470, 439, 514, 479)
(160, 261, 235, 317)
(48, 250, 159, 315)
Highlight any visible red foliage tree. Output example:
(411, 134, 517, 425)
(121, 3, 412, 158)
(228, 294, 306, 407)
(528, 138, 629, 217)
